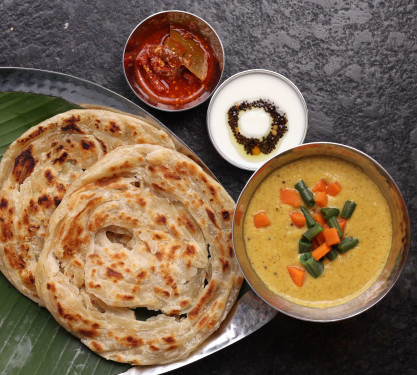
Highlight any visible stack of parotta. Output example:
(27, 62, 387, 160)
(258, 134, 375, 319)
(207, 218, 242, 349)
(0, 109, 242, 365)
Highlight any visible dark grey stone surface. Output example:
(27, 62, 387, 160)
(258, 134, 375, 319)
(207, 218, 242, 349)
(1, 0, 416, 374)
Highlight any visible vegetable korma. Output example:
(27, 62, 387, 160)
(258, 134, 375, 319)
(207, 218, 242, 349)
(243, 156, 392, 308)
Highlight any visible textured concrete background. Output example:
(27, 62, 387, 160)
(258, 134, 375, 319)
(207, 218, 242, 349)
(1, 0, 416, 374)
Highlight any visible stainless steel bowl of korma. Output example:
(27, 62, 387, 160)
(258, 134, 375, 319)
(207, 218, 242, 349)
(233, 142, 409, 322)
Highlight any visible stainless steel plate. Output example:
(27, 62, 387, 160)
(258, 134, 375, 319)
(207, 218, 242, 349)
(0, 67, 277, 375)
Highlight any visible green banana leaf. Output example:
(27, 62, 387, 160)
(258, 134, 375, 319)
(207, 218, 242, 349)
(0, 92, 130, 375)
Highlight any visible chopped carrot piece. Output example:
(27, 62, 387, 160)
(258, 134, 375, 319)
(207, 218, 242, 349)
(322, 227, 341, 246)
(327, 181, 342, 196)
(312, 178, 327, 192)
(338, 218, 347, 234)
(289, 211, 306, 228)
(253, 210, 271, 228)
(280, 188, 302, 207)
(311, 242, 332, 260)
(314, 191, 328, 207)
(287, 266, 305, 287)
(312, 210, 326, 226)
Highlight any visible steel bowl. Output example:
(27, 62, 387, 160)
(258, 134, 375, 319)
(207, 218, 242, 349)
(123, 10, 224, 112)
(207, 69, 308, 171)
(233, 142, 410, 322)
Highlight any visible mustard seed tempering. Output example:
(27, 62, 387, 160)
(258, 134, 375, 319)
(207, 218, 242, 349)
(227, 99, 288, 155)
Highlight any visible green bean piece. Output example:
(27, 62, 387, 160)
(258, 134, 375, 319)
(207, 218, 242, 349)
(337, 237, 359, 253)
(295, 180, 308, 191)
(326, 248, 339, 261)
(300, 252, 324, 278)
(299, 189, 315, 207)
(295, 180, 315, 207)
(299, 238, 312, 254)
(327, 216, 343, 238)
(320, 207, 340, 220)
(302, 223, 323, 241)
(341, 200, 357, 219)
(301, 207, 316, 228)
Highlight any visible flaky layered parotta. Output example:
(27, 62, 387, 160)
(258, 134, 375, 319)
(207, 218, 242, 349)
(36, 144, 242, 365)
(0, 109, 174, 304)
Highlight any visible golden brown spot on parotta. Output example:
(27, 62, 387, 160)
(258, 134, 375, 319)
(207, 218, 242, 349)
(110, 251, 127, 260)
(108, 121, 121, 133)
(46, 282, 56, 292)
(17, 125, 47, 145)
(116, 294, 134, 301)
(166, 246, 178, 261)
(0, 198, 8, 209)
(120, 336, 143, 348)
(37, 194, 52, 208)
(155, 214, 167, 225)
(97, 138, 107, 153)
(197, 314, 209, 329)
(53, 197, 62, 207)
(205, 207, 220, 229)
(23, 272, 36, 287)
(137, 270, 147, 280)
(169, 224, 180, 238)
(154, 286, 170, 298)
(53, 151, 68, 165)
(137, 196, 147, 207)
(91, 341, 103, 352)
(185, 244, 196, 256)
(162, 335, 176, 344)
(88, 281, 101, 289)
(0, 217, 13, 241)
(219, 257, 230, 272)
(62, 223, 88, 257)
(152, 183, 165, 191)
(44, 169, 55, 183)
(180, 300, 190, 308)
(208, 185, 217, 196)
(12, 145, 36, 184)
(228, 246, 234, 258)
(149, 345, 160, 351)
(179, 215, 196, 234)
(106, 267, 123, 280)
(61, 115, 84, 133)
(78, 328, 98, 338)
(4, 247, 24, 269)
(221, 210, 231, 221)
(95, 177, 123, 188)
(81, 139, 95, 150)
(56, 183, 66, 193)
(28, 199, 39, 213)
(188, 280, 217, 320)
(164, 170, 181, 180)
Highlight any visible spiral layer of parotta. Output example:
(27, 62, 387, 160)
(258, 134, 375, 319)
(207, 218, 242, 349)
(0, 109, 174, 304)
(35, 144, 242, 365)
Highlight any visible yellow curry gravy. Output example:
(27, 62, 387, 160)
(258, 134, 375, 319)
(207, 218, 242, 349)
(243, 156, 392, 308)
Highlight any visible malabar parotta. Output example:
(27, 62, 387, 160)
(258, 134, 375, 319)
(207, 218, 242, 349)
(0, 109, 174, 304)
(36, 144, 242, 365)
